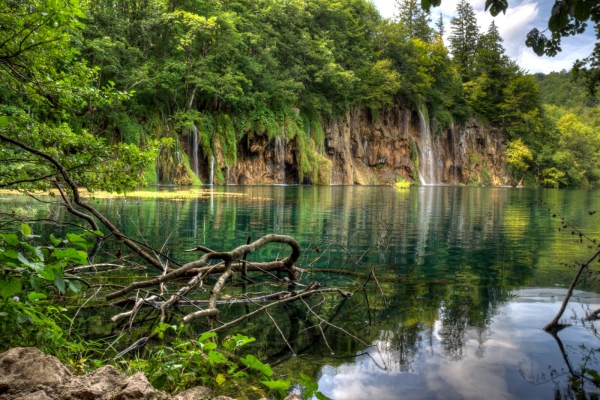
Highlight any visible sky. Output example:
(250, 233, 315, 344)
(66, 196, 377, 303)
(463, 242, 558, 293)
(371, 0, 598, 74)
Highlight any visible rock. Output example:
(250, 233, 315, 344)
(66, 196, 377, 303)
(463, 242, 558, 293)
(14, 391, 52, 400)
(173, 387, 212, 400)
(0, 347, 72, 395)
(0, 347, 277, 400)
(61, 366, 125, 400)
(111, 372, 165, 400)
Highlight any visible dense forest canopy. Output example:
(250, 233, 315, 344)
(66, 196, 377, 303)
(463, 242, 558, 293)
(0, 0, 599, 189)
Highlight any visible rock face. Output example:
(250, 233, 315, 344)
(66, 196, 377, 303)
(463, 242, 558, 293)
(0, 348, 299, 400)
(0, 347, 170, 400)
(198, 106, 508, 185)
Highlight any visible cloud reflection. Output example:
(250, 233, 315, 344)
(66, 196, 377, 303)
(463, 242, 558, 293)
(317, 290, 600, 399)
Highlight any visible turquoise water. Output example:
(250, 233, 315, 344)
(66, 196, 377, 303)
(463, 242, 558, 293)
(3, 186, 600, 398)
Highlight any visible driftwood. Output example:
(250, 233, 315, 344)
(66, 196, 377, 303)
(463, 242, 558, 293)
(544, 247, 600, 331)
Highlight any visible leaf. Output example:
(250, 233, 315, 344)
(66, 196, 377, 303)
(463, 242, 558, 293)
(67, 279, 82, 293)
(66, 233, 86, 244)
(231, 333, 255, 347)
(28, 292, 47, 302)
(20, 223, 31, 237)
(0, 116, 10, 127)
(17, 252, 33, 267)
(207, 350, 229, 366)
(0, 277, 22, 299)
(215, 374, 226, 386)
(38, 267, 56, 281)
(53, 248, 88, 265)
(260, 378, 290, 391)
(202, 342, 217, 351)
(198, 332, 217, 343)
(300, 373, 319, 394)
(151, 374, 168, 389)
(2, 249, 18, 259)
(574, 1, 591, 20)
(22, 243, 44, 261)
(315, 391, 332, 400)
(54, 274, 66, 294)
(241, 355, 272, 377)
(30, 275, 41, 292)
(49, 234, 62, 247)
(2, 234, 20, 246)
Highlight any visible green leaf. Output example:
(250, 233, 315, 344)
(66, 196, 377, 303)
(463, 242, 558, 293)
(38, 267, 55, 281)
(54, 274, 66, 294)
(260, 378, 290, 391)
(574, 1, 591, 20)
(207, 350, 229, 366)
(198, 332, 217, 343)
(215, 373, 226, 386)
(151, 374, 168, 389)
(30, 275, 41, 292)
(0, 277, 22, 299)
(49, 234, 62, 247)
(66, 233, 86, 244)
(17, 252, 33, 267)
(0, 116, 10, 127)
(28, 292, 47, 302)
(3, 234, 20, 246)
(241, 355, 272, 377)
(22, 243, 44, 261)
(202, 342, 217, 351)
(67, 279, 82, 293)
(20, 223, 31, 237)
(53, 248, 88, 265)
(315, 391, 332, 400)
(300, 373, 319, 394)
(2, 249, 18, 259)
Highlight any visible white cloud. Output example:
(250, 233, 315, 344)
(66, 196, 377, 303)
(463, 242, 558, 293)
(474, 3, 539, 60)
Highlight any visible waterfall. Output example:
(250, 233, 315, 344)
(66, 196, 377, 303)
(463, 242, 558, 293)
(192, 124, 199, 179)
(209, 154, 215, 185)
(417, 105, 443, 185)
(275, 127, 285, 184)
(417, 107, 435, 185)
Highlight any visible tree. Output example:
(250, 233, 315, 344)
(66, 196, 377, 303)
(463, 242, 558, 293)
(506, 138, 533, 185)
(423, 0, 600, 95)
(435, 13, 445, 39)
(395, 0, 433, 42)
(449, 0, 480, 80)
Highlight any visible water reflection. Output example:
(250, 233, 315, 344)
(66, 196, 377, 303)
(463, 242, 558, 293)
(318, 290, 600, 400)
(3, 186, 600, 398)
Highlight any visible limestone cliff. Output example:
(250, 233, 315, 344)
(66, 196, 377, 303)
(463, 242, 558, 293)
(185, 106, 509, 186)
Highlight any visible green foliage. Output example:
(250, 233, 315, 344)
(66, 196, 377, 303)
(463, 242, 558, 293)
(506, 138, 533, 176)
(449, 0, 480, 80)
(0, 225, 101, 362)
(0, 225, 95, 299)
(395, 177, 411, 189)
(395, 0, 433, 42)
(119, 326, 297, 398)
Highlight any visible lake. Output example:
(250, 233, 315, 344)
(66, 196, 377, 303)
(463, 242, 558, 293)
(3, 185, 600, 399)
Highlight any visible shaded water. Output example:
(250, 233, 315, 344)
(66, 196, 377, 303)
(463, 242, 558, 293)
(3, 186, 600, 398)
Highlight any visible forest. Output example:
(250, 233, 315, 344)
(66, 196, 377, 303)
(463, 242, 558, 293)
(3, 0, 600, 398)
(1, 0, 599, 190)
